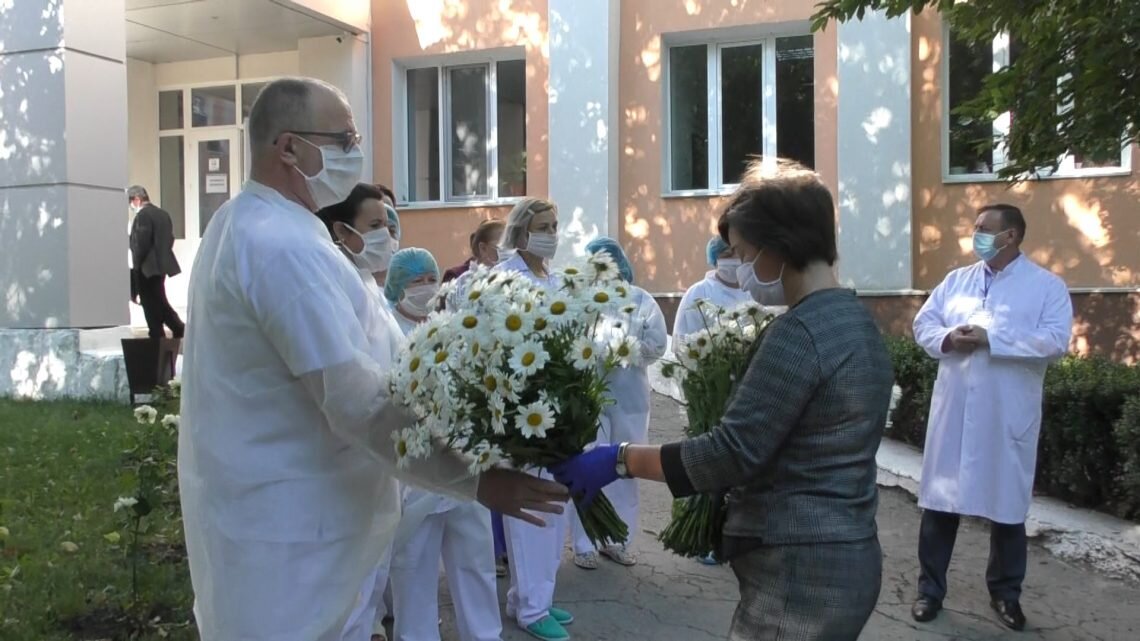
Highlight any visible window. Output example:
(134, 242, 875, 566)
(402, 58, 528, 204)
(667, 34, 815, 192)
(945, 29, 1129, 179)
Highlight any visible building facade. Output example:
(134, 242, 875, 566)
(1, 0, 1137, 399)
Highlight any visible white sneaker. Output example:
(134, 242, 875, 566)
(601, 544, 637, 566)
(573, 551, 599, 570)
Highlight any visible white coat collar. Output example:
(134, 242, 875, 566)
(242, 180, 329, 239)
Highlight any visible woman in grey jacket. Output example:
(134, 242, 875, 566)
(553, 160, 895, 641)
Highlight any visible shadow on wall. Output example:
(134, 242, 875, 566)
(0, 0, 70, 329)
(910, 10, 1140, 292)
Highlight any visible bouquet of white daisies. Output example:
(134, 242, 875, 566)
(657, 300, 776, 558)
(389, 252, 642, 547)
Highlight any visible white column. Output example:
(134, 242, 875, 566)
(299, 34, 374, 183)
(547, 0, 620, 264)
(0, 0, 129, 328)
(836, 11, 913, 291)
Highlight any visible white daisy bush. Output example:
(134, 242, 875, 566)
(390, 252, 640, 547)
(657, 300, 778, 559)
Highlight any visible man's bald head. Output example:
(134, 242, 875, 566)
(247, 77, 351, 150)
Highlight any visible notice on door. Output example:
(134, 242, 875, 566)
(205, 173, 228, 194)
(208, 158, 221, 171)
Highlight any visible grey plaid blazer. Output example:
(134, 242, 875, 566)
(661, 288, 894, 545)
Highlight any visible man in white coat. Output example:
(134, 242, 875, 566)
(910, 203, 1072, 632)
(178, 77, 567, 641)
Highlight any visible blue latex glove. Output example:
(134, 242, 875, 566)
(549, 445, 620, 508)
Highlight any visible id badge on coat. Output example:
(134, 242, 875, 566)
(967, 308, 994, 329)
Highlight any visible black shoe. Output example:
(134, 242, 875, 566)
(991, 599, 1026, 631)
(911, 597, 942, 622)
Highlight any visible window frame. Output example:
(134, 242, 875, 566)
(662, 26, 811, 197)
(394, 48, 527, 209)
(940, 24, 1131, 183)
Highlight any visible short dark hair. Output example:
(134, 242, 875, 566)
(978, 203, 1026, 240)
(717, 160, 838, 270)
(374, 183, 396, 205)
(127, 185, 149, 202)
(316, 183, 387, 240)
(470, 219, 506, 255)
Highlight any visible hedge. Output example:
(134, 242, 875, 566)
(883, 335, 1140, 522)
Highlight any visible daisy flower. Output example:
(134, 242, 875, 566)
(492, 305, 531, 346)
(571, 336, 600, 370)
(488, 395, 508, 434)
(133, 405, 157, 425)
(610, 335, 643, 368)
(515, 400, 556, 439)
(584, 251, 619, 282)
(468, 441, 505, 474)
(509, 340, 550, 377)
(160, 414, 180, 429)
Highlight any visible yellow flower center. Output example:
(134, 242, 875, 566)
(582, 346, 594, 359)
(521, 352, 536, 367)
(551, 301, 567, 315)
(409, 357, 421, 373)
(505, 315, 523, 331)
(434, 350, 449, 364)
(484, 376, 497, 392)
(616, 286, 628, 297)
(593, 292, 610, 303)
(427, 327, 439, 339)
(409, 380, 419, 394)
(618, 344, 631, 358)
(564, 267, 580, 276)
(462, 316, 478, 329)
(527, 413, 543, 427)
(397, 440, 408, 457)
(468, 290, 482, 301)
(534, 318, 548, 332)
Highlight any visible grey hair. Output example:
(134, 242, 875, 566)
(501, 197, 557, 249)
(247, 77, 347, 149)
(126, 185, 149, 201)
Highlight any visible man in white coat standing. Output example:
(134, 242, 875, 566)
(178, 77, 567, 641)
(910, 204, 1073, 632)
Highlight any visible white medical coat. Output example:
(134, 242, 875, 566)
(598, 286, 669, 443)
(913, 255, 1072, 524)
(178, 181, 478, 641)
(672, 271, 752, 340)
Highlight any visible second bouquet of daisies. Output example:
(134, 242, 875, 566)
(389, 252, 642, 548)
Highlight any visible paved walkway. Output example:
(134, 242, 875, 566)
(433, 395, 1140, 640)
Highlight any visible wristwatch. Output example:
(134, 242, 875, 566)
(615, 442, 632, 479)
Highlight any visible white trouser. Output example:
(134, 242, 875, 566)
(340, 543, 393, 641)
(390, 502, 502, 641)
(504, 468, 568, 628)
(570, 412, 647, 555)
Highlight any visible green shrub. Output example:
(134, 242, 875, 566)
(882, 335, 937, 448)
(1113, 394, 1140, 521)
(883, 335, 1140, 522)
(1038, 357, 1139, 513)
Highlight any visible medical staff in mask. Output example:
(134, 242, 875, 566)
(382, 248, 503, 641)
(383, 249, 442, 334)
(178, 77, 568, 641)
(372, 204, 402, 288)
(569, 238, 667, 571)
(317, 184, 397, 297)
(673, 236, 751, 340)
(494, 198, 574, 641)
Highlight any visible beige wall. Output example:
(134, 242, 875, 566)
(371, 0, 550, 273)
(616, 0, 838, 294)
(910, 11, 1140, 291)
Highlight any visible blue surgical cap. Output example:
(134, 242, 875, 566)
(706, 236, 729, 267)
(585, 237, 634, 283)
(384, 248, 439, 303)
(385, 204, 401, 240)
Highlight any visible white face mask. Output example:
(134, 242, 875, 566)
(737, 255, 786, 306)
(294, 137, 364, 210)
(400, 283, 439, 317)
(343, 224, 395, 273)
(716, 258, 741, 286)
(525, 232, 559, 260)
(129, 202, 143, 215)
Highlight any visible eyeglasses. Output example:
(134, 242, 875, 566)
(283, 130, 361, 153)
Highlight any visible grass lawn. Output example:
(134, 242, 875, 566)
(0, 399, 194, 640)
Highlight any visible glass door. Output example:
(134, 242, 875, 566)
(186, 130, 242, 239)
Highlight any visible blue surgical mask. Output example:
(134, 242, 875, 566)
(972, 231, 1008, 262)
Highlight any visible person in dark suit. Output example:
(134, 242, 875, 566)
(128, 185, 185, 339)
(551, 160, 895, 641)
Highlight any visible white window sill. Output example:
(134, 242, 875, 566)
(943, 167, 1132, 184)
(661, 188, 736, 199)
(397, 198, 524, 211)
